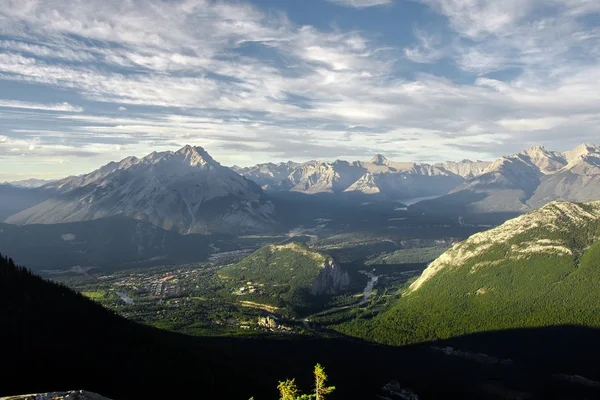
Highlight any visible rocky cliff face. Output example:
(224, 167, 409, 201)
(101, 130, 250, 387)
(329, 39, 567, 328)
(528, 151, 600, 208)
(311, 258, 350, 295)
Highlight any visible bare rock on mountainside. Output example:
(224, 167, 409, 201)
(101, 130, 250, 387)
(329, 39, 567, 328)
(5, 145, 275, 234)
(237, 155, 487, 198)
(434, 160, 492, 179)
(528, 151, 600, 208)
(278, 160, 366, 194)
(0, 391, 111, 400)
(232, 161, 301, 189)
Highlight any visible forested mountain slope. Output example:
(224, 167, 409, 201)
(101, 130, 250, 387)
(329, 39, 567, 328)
(338, 201, 600, 345)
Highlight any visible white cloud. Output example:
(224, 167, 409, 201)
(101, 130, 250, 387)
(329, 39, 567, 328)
(327, 0, 393, 8)
(404, 29, 445, 63)
(0, 99, 83, 112)
(0, 0, 599, 179)
(418, 0, 532, 39)
(498, 117, 570, 132)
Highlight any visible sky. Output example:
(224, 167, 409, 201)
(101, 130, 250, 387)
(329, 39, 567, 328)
(1, 0, 600, 180)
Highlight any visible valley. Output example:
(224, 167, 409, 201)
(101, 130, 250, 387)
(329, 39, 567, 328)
(51, 226, 456, 338)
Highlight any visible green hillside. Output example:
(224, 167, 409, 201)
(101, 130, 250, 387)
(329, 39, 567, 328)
(336, 201, 600, 345)
(219, 242, 343, 314)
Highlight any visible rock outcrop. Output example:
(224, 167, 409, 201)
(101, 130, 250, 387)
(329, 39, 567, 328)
(311, 259, 350, 295)
(1, 391, 111, 400)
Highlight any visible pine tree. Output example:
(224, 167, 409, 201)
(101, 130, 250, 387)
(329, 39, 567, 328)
(275, 364, 335, 400)
(313, 364, 335, 400)
(278, 378, 301, 400)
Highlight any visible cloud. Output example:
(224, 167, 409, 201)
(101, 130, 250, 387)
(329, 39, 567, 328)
(327, 0, 393, 8)
(0, 0, 599, 179)
(404, 29, 445, 63)
(0, 99, 83, 112)
(417, 0, 600, 73)
(417, 0, 531, 39)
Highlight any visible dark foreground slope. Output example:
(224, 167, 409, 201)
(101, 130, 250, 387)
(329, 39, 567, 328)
(3, 255, 600, 400)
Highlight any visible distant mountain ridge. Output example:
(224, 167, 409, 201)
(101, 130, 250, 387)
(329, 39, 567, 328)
(3, 178, 56, 188)
(413, 143, 600, 213)
(5, 145, 275, 234)
(235, 155, 490, 198)
(235, 143, 600, 209)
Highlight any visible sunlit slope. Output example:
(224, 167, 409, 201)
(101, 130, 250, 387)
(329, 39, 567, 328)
(338, 201, 600, 345)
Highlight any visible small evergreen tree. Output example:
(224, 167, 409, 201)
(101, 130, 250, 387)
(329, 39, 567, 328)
(278, 379, 301, 400)
(276, 364, 335, 400)
(313, 364, 335, 400)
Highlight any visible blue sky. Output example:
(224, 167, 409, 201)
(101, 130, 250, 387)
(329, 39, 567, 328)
(1, 0, 600, 180)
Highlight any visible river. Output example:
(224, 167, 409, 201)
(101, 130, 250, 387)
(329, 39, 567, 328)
(360, 271, 379, 305)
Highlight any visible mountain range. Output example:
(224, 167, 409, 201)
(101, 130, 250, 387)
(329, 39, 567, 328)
(2, 143, 599, 237)
(413, 143, 600, 213)
(234, 142, 600, 213)
(234, 155, 490, 198)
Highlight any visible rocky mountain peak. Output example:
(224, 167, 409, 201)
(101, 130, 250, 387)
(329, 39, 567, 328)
(175, 145, 217, 167)
(140, 145, 216, 167)
(520, 145, 566, 174)
(523, 145, 547, 156)
(563, 142, 600, 163)
(370, 154, 390, 166)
